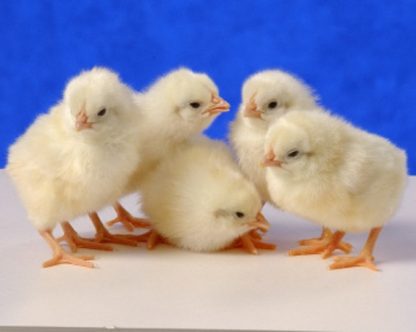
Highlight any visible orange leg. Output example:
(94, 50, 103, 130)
(299, 227, 331, 245)
(89, 212, 137, 246)
(40, 229, 94, 268)
(229, 232, 277, 255)
(125, 229, 168, 250)
(330, 227, 382, 271)
(298, 227, 352, 253)
(106, 202, 150, 232)
(58, 222, 113, 252)
(289, 230, 351, 258)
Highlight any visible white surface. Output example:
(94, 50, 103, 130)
(0, 170, 415, 332)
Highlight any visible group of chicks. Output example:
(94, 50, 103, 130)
(7, 67, 407, 271)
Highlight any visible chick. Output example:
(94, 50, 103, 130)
(263, 110, 407, 270)
(136, 138, 276, 254)
(7, 67, 142, 268)
(229, 69, 318, 203)
(108, 68, 230, 231)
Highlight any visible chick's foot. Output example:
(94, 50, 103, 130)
(231, 232, 276, 255)
(40, 230, 94, 268)
(89, 212, 137, 246)
(125, 230, 168, 250)
(106, 202, 150, 232)
(290, 230, 351, 258)
(58, 222, 113, 252)
(330, 254, 378, 271)
(299, 227, 331, 245)
(329, 227, 382, 271)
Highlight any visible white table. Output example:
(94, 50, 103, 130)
(1, 170, 415, 332)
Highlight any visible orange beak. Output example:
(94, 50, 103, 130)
(244, 93, 262, 118)
(261, 150, 282, 167)
(203, 94, 230, 116)
(247, 212, 270, 232)
(75, 104, 92, 131)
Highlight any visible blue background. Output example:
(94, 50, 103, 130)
(1, 0, 415, 173)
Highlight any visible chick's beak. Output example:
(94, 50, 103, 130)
(247, 212, 270, 233)
(261, 150, 282, 167)
(244, 94, 262, 118)
(203, 94, 230, 116)
(75, 108, 93, 131)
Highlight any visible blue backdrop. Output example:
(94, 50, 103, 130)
(1, 0, 415, 173)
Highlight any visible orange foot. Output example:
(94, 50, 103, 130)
(289, 230, 351, 258)
(298, 227, 332, 245)
(230, 232, 277, 255)
(330, 253, 378, 271)
(89, 212, 138, 247)
(106, 202, 150, 232)
(58, 222, 113, 252)
(122, 230, 168, 250)
(298, 227, 352, 253)
(40, 230, 94, 268)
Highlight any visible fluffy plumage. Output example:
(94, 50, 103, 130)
(108, 68, 230, 231)
(264, 110, 407, 269)
(130, 67, 230, 188)
(229, 69, 318, 201)
(139, 138, 273, 253)
(7, 67, 141, 267)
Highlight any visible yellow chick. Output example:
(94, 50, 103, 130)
(137, 138, 276, 254)
(263, 110, 407, 270)
(7, 67, 142, 268)
(229, 69, 318, 202)
(108, 68, 230, 231)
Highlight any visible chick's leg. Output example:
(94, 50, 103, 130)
(40, 229, 94, 268)
(298, 227, 352, 253)
(89, 212, 137, 246)
(330, 227, 382, 271)
(289, 230, 351, 258)
(299, 227, 330, 245)
(125, 230, 168, 250)
(58, 222, 113, 252)
(106, 202, 150, 232)
(230, 232, 277, 255)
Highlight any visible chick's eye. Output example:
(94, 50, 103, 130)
(190, 102, 201, 109)
(268, 101, 278, 109)
(235, 211, 245, 218)
(287, 150, 299, 158)
(97, 108, 106, 116)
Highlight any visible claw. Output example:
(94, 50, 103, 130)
(229, 232, 276, 254)
(330, 254, 379, 271)
(40, 229, 95, 269)
(106, 202, 150, 232)
(290, 230, 350, 258)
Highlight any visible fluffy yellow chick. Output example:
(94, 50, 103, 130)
(263, 110, 407, 270)
(7, 67, 142, 268)
(229, 69, 318, 202)
(136, 138, 275, 254)
(108, 68, 230, 231)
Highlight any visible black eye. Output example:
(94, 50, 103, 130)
(235, 211, 245, 218)
(190, 102, 201, 109)
(97, 108, 106, 116)
(268, 101, 278, 109)
(287, 150, 299, 158)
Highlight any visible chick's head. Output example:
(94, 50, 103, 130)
(209, 171, 265, 236)
(263, 111, 344, 179)
(146, 68, 230, 136)
(241, 70, 318, 127)
(64, 67, 136, 137)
